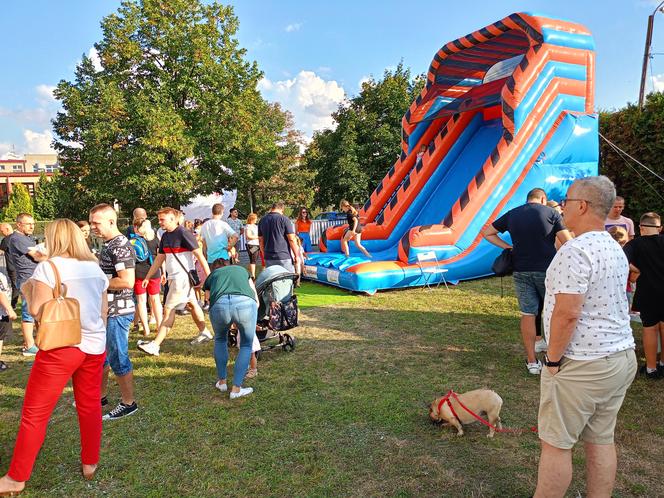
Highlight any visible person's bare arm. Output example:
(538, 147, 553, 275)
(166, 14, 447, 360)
(109, 268, 135, 290)
(26, 280, 54, 317)
(287, 233, 300, 266)
(0, 292, 17, 320)
(201, 238, 208, 261)
(545, 293, 584, 374)
(101, 291, 108, 327)
(192, 247, 210, 276)
(259, 236, 265, 257)
(228, 234, 239, 250)
(27, 249, 48, 262)
(555, 229, 573, 248)
(481, 224, 512, 250)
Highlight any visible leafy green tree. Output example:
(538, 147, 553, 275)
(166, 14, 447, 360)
(237, 109, 315, 215)
(52, 0, 281, 214)
(3, 184, 33, 222)
(599, 92, 664, 223)
(33, 173, 59, 220)
(305, 63, 425, 208)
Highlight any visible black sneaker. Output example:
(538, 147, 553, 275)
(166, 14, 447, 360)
(640, 365, 662, 380)
(103, 401, 138, 420)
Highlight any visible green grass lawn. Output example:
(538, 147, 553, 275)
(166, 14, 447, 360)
(0, 278, 662, 497)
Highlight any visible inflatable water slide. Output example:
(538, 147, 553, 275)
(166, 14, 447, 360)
(304, 12, 598, 293)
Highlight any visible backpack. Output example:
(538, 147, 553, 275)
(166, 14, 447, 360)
(129, 234, 153, 265)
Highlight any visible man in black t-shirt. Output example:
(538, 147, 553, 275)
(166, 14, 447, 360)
(89, 203, 138, 420)
(482, 188, 571, 374)
(0, 223, 19, 307)
(624, 212, 664, 379)
(6, 214, 47, 356)
(258, 201, 300, 273)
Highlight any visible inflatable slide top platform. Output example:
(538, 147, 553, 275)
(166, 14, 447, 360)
(305, 12, 598, 294)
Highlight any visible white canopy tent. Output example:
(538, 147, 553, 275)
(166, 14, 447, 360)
(180, 190, 237, 221)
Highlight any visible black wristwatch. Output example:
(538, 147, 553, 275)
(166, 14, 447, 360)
(544, 355, 561, 367)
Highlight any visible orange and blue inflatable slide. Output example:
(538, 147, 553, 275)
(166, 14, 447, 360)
(305, 12, 598, 293)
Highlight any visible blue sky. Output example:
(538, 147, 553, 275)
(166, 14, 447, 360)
(1, 0, 663, 155)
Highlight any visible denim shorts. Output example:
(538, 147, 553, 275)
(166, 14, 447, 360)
(512, 271, 546, 315)
(17, 283, 34, 323)
(104, 313, 134, 376)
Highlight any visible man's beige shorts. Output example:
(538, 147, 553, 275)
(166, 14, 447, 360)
(164, 275, 196, 310)
(538, 349, 636, 449)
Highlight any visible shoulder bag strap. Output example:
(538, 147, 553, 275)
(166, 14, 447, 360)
(46, 260, 65, 298)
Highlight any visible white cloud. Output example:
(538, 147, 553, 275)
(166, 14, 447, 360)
(258, 70, 346, 138)
(88, 47, 103, 72)
(285, 22, 302, 33)
(36, 84, 57, 106)
(651, 73, 664, 92)
(23, 129, 56, 154)
(0, 143, 14, 159)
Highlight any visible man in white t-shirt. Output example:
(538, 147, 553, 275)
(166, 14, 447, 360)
(604, 195, 635, 240)
(200, 204, 237, 263)
(534, 176, 636, 498)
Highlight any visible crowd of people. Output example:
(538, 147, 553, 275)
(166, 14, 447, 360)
(0, 199, 308, 495)
(0, 177, 660, 496)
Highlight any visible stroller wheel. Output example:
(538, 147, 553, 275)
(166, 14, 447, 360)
(282, 333, 296, 352)
(227, 332, 237, 348)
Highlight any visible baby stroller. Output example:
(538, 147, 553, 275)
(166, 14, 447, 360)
(228, 265, 299, 355)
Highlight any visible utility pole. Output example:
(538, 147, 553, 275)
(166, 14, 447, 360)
(639, 1, 664, 108)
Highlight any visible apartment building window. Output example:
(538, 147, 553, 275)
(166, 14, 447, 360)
(12, 164, 23, 172)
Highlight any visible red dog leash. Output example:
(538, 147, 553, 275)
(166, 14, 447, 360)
(437, 390, 538, 435)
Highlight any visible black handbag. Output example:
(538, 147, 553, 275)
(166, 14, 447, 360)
(170, 250, 201, 287)
(491, 248, 513, 277)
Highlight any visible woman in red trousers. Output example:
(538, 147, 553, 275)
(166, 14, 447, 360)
(0, 219, 109, 496)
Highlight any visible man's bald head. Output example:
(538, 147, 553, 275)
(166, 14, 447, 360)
(0, 223, 13, 237)
(133, 207, 147, 219)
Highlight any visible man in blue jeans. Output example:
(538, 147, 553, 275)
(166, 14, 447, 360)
(90, 204, 138, 420)
(482, 188, 571, 374)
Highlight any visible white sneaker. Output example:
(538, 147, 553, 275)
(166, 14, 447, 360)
(138, 340, 160, 356)
(190, 329, 213, 345)
(527, 360, 543, 375)
(535, 339, 548, 353)
(215, 381, 228, 392)
(229, 387, 253, 399)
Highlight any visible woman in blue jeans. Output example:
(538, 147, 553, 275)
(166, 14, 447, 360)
(203, 259, 258, 399)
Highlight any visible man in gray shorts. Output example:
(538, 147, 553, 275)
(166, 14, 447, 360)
(482, 188, 571, 374)
(534, 176, 637, 498)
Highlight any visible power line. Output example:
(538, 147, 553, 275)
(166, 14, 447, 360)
(599, 132, 664, 203)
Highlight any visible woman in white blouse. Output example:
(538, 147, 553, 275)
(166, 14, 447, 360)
(0, 219, 108, 495)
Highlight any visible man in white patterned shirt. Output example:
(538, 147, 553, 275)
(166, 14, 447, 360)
(534, 176, 636, 498)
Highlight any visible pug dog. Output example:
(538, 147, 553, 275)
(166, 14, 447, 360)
(429, 389, 503, 437)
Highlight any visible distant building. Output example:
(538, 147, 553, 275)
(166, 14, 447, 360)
(0, 152, 59, 208)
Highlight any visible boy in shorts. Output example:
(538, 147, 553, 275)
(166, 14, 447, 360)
(624, 212, 664, 379)
(0, 270, 17, 371)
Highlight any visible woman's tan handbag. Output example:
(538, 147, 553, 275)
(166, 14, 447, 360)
(34, 260, 82, 351)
